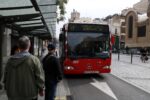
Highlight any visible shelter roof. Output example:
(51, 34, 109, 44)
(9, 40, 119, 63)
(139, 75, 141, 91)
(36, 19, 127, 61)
(0, 0, 57, 39)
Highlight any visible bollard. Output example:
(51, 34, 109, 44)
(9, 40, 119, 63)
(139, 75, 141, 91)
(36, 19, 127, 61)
(131, 52, 133, 64)
(118, 50, 120, 61)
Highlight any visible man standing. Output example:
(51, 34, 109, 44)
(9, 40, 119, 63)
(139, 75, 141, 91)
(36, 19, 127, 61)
(42, 43, 63, 100)
(140, 47, 148, 63)
(4, 36, 45, 100)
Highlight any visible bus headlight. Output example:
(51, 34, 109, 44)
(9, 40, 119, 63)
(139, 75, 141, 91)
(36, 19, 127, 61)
(103, 66, 110, 69)
(64, 66, 74, 70)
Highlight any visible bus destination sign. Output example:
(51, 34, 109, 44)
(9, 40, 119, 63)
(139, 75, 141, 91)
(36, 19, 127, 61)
(68, 23, 109, 33)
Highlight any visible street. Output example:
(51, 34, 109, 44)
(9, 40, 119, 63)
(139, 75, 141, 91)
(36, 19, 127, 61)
(62, 53, 150, 100)
(1, 73, 150, 100)
(1, 0, 150, 100)
(1, 54, 150, 100)
(65, 74, 150, 100)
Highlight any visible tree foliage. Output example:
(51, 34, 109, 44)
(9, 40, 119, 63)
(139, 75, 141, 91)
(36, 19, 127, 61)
(56, 0, 68, 23)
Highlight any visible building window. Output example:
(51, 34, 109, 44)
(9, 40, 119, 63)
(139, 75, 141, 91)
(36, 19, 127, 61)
(121, 22, 125, 26)
(115, 28, 117, 35)
(137, 26, 146, 37)
(128, 16, 133, 38)
(121, 27, 125, 33)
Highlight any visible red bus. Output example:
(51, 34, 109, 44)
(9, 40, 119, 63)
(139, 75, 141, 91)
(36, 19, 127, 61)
(59, 23, 112, 74)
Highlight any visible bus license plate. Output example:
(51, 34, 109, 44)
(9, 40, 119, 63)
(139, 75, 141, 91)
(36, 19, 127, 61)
(84, 71, 99, 74)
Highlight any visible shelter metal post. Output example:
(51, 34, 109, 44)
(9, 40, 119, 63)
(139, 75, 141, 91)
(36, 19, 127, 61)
(0, 23, 4, 89)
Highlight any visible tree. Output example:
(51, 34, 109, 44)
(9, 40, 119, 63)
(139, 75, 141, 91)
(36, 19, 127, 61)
(56, 0, 68, 23)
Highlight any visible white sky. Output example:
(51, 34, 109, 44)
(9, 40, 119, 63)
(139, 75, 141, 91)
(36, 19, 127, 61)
(56, 0, 141, 38)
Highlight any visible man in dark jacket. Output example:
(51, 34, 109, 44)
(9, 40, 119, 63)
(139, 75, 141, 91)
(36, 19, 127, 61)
(42, 43, 63, 100)
(140, 47, 148, 62)
(4, 36, 45, 100)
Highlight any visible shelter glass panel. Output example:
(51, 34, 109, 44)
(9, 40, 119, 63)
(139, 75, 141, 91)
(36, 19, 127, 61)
(0, 0, 32, 7)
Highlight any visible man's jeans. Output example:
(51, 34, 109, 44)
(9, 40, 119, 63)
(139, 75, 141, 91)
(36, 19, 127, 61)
(45, 80, 58, 100)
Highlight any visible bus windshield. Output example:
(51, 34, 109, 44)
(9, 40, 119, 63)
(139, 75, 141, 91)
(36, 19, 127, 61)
(67, 32, 110, 58)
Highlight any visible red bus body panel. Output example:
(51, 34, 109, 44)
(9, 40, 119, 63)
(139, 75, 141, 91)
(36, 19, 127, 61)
(60, 23, 112, 75)
(63, 58, 111, 74)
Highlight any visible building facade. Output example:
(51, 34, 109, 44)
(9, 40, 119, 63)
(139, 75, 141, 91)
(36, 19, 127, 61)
(107, 14, 126, 49)
(69, 10, 106, 23)
(69, 9, 80, 22)
(133, 0, 148, 14)
(125, 11, 149, 48)
(125, 0, 150, 51)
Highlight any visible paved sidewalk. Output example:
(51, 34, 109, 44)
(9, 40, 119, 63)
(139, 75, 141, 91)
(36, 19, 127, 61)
(1, 54, 150, 99)
(0, 90, 7, 100)
(0, 79, 70, 100)
(0, 56, 71, 100)
(117, 53, 150, 68)
(111, 54, 150, 94)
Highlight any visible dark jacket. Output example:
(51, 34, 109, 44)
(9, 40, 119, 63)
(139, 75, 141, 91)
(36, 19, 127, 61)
(4, 51, 45, 100)
(42, 53, 63, 81)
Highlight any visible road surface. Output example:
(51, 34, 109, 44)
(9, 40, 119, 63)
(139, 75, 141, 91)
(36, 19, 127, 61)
(65, 74, 150, 100)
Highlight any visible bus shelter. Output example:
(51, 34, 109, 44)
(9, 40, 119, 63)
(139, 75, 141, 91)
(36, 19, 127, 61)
(0, 0, 57, 89)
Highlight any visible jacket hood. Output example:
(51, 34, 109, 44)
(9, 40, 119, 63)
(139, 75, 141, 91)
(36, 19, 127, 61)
(8, 51, 31, 68)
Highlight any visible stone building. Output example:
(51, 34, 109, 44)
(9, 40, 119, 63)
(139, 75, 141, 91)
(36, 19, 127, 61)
(125, 11, 149, 48)
(107, 14, 126, 49)
(69, 9, 93, 23)
(122, 0, 148, 15)
(74, 17, 93, 23)
(69, 9, 80, 22)
(133, 0, 148, 14)
(93, 18, 107, 24)
(125, 0, 150, 50)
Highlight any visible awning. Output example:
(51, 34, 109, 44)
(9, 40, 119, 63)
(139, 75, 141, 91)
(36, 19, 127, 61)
(0, 0, 57, 39)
